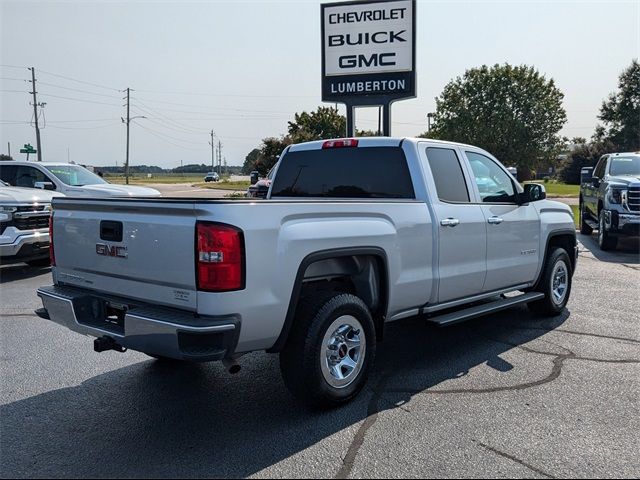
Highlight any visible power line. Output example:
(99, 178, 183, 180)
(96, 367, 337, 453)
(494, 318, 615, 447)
(38, 81, 122, 99)
(37, 92, 122, 107)
(135, 88, 317, 99)
(0, 64, 28, 70)
(37, 69, 120, 92)
(47, 122, 121, 130)
(136, 123, 206, 151)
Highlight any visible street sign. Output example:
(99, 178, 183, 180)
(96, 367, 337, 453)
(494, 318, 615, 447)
(20, 143, 37, 154)
(321, 0, 416, 135)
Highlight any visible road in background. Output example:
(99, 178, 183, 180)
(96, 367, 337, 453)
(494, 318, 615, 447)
(1, 234, 638, 478)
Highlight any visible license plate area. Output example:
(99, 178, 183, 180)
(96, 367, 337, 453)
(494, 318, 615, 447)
(72, 296, 129, 335)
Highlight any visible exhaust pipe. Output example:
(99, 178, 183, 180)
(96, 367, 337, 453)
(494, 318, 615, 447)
(222, 358, 241, 374)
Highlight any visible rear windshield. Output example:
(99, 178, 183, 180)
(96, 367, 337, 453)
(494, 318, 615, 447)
(270, 146, 415, 199)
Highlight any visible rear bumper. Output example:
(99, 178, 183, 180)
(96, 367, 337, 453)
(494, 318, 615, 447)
(0, 229, 50, 264)
(37, 285, 240, 362)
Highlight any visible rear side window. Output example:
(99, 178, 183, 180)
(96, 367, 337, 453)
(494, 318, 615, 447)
(0, 165, 18, 185)
(425, 147, 470, 203)
(270, 147, 415, 198)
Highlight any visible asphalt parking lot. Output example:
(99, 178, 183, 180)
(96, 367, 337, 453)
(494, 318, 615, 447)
(1, 234, 638, 478)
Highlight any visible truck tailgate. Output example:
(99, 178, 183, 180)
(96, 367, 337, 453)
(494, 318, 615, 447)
(52, 198, 198, 310)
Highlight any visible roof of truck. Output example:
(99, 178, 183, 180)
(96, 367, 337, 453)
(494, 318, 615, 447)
(288, 137, 480, 152)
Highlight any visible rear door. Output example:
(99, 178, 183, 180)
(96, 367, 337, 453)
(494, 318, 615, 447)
(420, 144, 487, 303)
(53, 199, 199, 310)
(463, 150, 540, 291)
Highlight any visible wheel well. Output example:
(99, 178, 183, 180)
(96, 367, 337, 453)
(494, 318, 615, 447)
(597, 200, 603, 215)
(548, 234, 576, 273)
(299, 254, 387, 340)
(267, 249, 389, 353)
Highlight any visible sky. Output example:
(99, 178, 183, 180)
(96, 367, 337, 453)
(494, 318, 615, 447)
(1, 0, 639, 169)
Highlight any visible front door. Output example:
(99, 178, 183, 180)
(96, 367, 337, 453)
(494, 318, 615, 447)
(464, 150, 540, 291)
(422, 145, 487, 303)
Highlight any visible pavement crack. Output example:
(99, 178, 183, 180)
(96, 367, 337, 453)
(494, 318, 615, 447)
(335, 372, 390, 479)
(475, 441, 556, 479)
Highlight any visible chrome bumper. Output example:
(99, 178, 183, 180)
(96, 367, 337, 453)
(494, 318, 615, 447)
(0, 228, 49, 258)
(37, 285, 240, 362)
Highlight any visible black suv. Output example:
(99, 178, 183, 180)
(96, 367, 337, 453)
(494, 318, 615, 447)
(580, 152, 640, 250)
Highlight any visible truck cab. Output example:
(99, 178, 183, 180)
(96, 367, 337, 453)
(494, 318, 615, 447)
(579, 152, 640, 250)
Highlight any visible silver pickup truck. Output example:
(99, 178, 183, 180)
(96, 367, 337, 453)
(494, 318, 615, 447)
(37, 137, 577, 408)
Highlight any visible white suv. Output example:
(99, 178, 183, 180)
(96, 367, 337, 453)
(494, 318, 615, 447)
(0, 161, 160, 197)
(0, 180, 62, 266)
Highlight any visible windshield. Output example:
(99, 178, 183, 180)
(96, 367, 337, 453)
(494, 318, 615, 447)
(610, 157, 640, 176)
(44, 165, 107, 186)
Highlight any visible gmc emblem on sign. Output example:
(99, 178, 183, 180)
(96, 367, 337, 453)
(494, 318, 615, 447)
(96, 243, 128, 259)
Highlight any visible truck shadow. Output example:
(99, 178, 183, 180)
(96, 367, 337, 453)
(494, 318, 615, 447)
(0, 263, 51, 284)
(0, 307, 568, 478)
(578, 233, 640, 264)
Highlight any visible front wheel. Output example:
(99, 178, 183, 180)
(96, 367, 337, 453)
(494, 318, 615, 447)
(598, 210, 618, 251)
(280, 292, 376, 409)
(528, 248, 572, 316)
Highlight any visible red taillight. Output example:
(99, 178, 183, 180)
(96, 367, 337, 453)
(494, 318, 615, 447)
(322, 138, 359, 149)
(196, 222, 244, 292)
(49, 212, 56, 266)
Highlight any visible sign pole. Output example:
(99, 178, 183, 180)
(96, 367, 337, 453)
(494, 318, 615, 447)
(383, 103, 391, 136)
(346, 103, 355, 137)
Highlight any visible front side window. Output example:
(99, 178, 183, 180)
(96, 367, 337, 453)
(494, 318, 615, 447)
(14, 166, 52, 189)
(594, 157, 607, 178)
(467, 151, 517, 203)
(44, 165, 106, 186)
(425, 147, 470, 203)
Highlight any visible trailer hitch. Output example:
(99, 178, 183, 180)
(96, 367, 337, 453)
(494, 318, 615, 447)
(94, 335, 127, 353)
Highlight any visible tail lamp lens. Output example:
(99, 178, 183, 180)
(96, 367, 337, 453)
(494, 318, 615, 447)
(196, 222, 244, 291)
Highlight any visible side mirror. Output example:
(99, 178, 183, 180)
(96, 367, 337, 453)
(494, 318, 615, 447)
(520, 183, 546, 204)
(34, 181, 55, 191)
(580, 167, 593, 185)
(591, 176, 600, 188)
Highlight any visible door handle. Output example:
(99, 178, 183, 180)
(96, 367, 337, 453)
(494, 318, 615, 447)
(487, 216, 504, 225)
(440, 218, 460, 227)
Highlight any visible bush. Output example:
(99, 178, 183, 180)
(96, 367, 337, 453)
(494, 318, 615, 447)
(558, 140, 615, 184)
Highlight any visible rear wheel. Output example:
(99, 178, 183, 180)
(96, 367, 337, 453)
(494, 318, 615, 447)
(579, 200, 593, 235)
(280, 292, 376, 409)
(528, 248, 572, 316)
(598, 210, 618, 251)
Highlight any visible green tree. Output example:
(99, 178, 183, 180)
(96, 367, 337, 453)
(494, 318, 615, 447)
(558, 139, 615, 184)
(254, 136, 292, 176)
(287, 106, 346, 143)
(0, 154, 13, 161)
(242, 148, 261, 174)
(593, 59, 640, 151)
(424, 64, 567, 177)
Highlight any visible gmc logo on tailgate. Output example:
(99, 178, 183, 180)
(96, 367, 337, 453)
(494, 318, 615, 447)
(96, 243, 128, 259)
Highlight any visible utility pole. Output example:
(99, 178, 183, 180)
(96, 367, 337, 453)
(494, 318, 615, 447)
(218, 140, 222, 175)
(7, 142, 10, 158)
(28, 67, 43, 162)
(124, 88, 131, 184)
(427, 112, 434, 133)
(121, 88, 145, 185)
(209, 130, 215, 172)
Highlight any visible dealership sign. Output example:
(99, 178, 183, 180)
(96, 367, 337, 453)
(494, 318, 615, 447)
(321, 0, 416, 104)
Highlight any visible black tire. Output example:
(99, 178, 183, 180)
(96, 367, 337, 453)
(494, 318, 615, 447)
(26, 258, 51, 267)
(598, 210, 618, 251)
(528, 248, 572, 316)
(579, 200, 593, 235)
(279, 292, 376, 409)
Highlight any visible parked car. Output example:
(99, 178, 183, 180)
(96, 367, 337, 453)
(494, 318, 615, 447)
(579, 152, 640, 250)
(0, 161, 160, 197)
(37, 137, 576, 408)
(246, 168, 274, 198)
(204, 172, 220, 182)
(0, 179, 63, 266)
